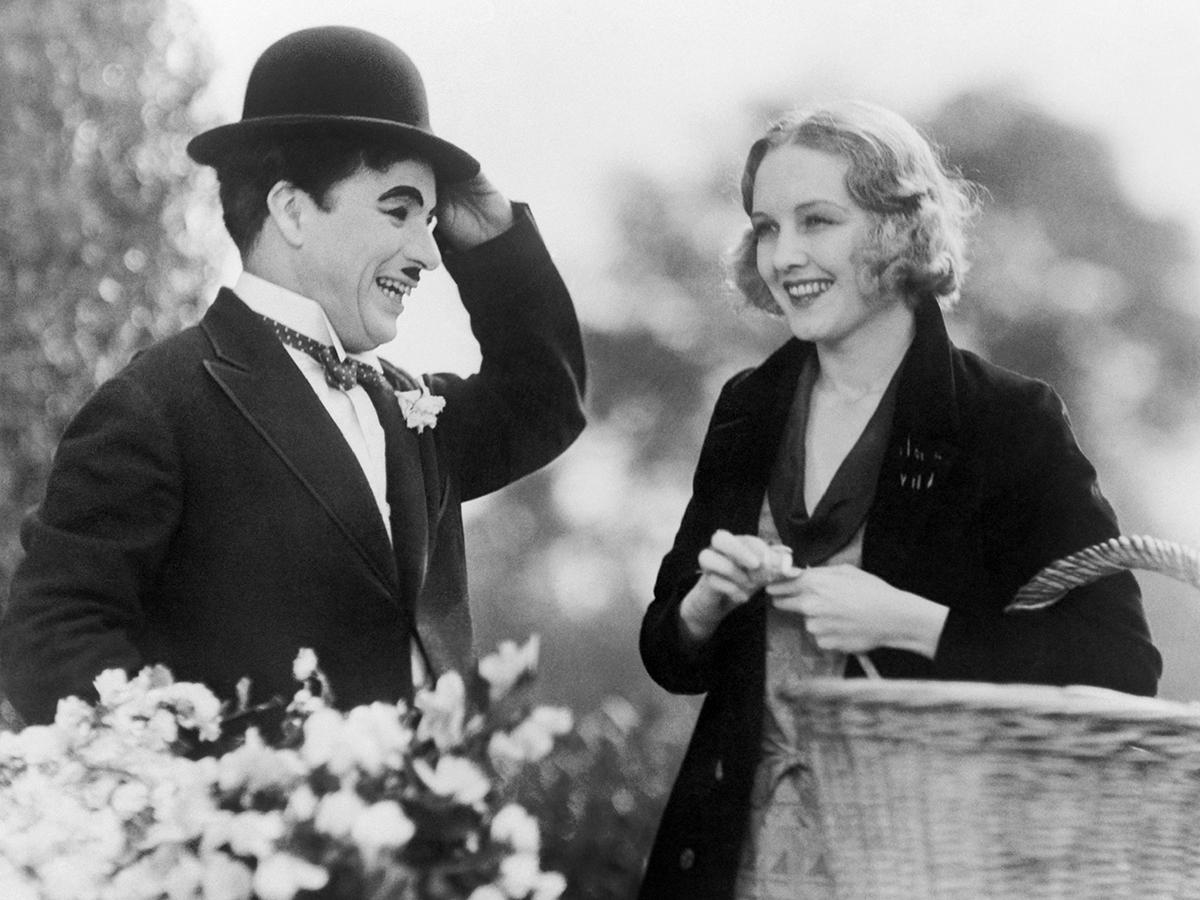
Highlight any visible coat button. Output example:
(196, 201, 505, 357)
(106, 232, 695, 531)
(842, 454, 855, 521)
(679, 848, 695, 870)
(714, 759, 723, 781)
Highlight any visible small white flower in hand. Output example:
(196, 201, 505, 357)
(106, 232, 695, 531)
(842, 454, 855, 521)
(395, 384, 445, 432)
(758, 543, 794, 581)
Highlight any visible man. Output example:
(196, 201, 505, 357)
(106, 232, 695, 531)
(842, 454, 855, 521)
(0, 26, 586, 723)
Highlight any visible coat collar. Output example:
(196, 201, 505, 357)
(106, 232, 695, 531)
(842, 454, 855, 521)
(713, 296, 963, 573)
(198, 288, 431, 601)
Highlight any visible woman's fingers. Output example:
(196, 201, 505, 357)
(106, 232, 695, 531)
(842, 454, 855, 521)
(702, 573, 752, 604)
(709, 529, 771, 569)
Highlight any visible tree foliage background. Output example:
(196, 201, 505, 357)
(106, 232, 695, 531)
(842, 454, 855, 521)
(0, 0, 215, 597)
(1, 2, 1199, 897)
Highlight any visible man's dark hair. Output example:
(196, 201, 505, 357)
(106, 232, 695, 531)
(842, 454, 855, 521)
(213, 130, 424, 256)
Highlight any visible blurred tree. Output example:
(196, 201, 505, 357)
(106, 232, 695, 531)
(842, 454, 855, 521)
(0, 0, 215, 606)
(930, 90, 1200, 453)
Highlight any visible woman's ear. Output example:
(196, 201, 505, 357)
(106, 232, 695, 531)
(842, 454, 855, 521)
(264, 180, 307, 248)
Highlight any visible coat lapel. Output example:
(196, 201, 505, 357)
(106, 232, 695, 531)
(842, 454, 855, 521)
(377, 365, 436, 606)
(708, 341, 812, 535)
(864, 298, 962, 578)
(198, 289, 401, 596)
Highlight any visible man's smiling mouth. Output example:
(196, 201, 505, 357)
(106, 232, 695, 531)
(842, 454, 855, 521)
(376, 277, 413, 301)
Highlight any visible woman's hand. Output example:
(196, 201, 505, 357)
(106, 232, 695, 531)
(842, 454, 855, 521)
(678, 530, 792, 644)
(767, 565, 948, 659)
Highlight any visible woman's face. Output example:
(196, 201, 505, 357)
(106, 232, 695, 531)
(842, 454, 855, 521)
(751, 145, 891, 350)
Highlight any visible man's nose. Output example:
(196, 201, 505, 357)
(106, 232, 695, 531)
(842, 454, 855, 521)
(410, 223, 442, 272)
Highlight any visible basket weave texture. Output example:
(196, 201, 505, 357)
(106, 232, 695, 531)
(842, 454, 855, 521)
(792, 679, 1200, 899)
(789, 536, 1200, 899)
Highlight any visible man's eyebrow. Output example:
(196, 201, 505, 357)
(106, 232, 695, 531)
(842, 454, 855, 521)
(377, 185, 426, 206)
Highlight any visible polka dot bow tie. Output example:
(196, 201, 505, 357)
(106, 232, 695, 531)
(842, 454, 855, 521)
(260, 316, 389, 392)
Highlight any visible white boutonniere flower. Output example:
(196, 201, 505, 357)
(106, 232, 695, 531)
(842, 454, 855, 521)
(394, 384, 446, 433)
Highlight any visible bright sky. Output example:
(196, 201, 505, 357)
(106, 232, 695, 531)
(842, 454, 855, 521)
(186, 0, 1200, 368)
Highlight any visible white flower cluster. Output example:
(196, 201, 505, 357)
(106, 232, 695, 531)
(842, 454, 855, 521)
(395, 384, 446, 432)
(0, 635, 570, 900)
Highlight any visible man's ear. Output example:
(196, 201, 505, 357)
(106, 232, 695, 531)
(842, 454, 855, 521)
(264, 180, 307, 248)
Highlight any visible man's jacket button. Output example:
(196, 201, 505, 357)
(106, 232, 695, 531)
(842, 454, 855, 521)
(679, 848, 695, 870)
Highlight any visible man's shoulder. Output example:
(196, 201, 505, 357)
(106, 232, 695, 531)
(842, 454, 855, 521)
(116, 319, 214, 384)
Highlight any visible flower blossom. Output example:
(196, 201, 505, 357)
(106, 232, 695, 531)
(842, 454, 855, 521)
(253, 852, 328, 900)
(301, 703, 411, 777)
(226, 810, 286, 860)
(292, 647, 319, 682)
(499, 852, 541, 898)
(218, 728, 306, 797)
(413, 755, 491, 807)
(395, 386, 445, 432)
(158, 681, 223, 742)
(490, 803, 540, 854)
(488, 705, 574, 774)
(200, 851, 254, 900)
(314, 790, 367, 839)
(477, 635, 540, 701)
(350, 800, 416, 858)
(415, 670, 466, 751)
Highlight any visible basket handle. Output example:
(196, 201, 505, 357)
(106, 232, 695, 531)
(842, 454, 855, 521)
(855, 652, 882, 679)
(1006, 535, 1200, 613)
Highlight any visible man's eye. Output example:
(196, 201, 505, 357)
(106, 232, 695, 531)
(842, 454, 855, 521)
(751, 221, 776, 238)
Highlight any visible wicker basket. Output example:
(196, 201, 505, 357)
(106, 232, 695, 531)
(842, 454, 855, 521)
(787, 536, 1200, 899)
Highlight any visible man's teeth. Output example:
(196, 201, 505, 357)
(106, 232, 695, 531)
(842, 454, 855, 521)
(377, 278, 412, 300)
(785, 280, 832, 300)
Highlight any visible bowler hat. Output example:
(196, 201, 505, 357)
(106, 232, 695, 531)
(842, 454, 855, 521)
(187, 26, 480, 181)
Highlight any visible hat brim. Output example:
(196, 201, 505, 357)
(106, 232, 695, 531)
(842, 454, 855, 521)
(187, 116, 481, 183)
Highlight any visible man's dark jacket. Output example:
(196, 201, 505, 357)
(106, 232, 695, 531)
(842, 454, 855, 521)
(637, 297, 1160, 900)
(1, 206, 586, 723)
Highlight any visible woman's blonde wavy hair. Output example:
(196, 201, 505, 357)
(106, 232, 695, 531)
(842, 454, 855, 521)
(728, 101, 981, 313)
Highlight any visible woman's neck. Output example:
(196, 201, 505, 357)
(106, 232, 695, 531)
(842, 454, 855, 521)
(814, 301, 916, 401)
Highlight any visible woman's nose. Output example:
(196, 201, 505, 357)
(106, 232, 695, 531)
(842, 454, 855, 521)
(773, 227, 809, 271)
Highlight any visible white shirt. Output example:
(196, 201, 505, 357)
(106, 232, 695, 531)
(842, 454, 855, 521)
(233, 272, 429, 686)
(234, 272, 392, 537)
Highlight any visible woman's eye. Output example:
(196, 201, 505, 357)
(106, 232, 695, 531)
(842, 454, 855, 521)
(803, 214, 832, 229)
(385, 207, 410, 224)
(752, 221, 776, 238)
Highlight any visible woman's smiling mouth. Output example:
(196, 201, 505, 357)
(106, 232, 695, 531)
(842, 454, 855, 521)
(784, 278, 833, 301)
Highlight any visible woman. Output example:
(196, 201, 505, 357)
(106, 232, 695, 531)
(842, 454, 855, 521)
(637, 101, 1161, 900)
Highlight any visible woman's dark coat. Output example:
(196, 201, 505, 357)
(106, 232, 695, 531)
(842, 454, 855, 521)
(637, 298, 1161, 900)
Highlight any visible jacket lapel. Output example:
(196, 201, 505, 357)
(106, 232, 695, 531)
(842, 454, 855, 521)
(377, 366, 435, 606)
(708, 341, 812, 535)
(199, 289, 401, 595)
(864, 298, 962, 578)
